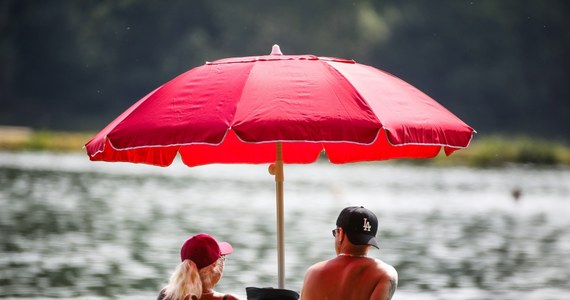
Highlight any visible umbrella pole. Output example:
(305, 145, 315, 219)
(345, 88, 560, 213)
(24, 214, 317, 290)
(275, 142, 285, 288)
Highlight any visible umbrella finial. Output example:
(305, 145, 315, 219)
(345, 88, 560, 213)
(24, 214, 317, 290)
(271, 44, 283, 55)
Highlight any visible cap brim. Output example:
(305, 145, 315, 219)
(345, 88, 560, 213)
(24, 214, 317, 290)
(347, 232, 379, 249)
(368, 237, 379, 249)
(218, 241, 233, 255)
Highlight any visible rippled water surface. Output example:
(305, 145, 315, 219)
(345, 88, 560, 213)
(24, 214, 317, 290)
(1, 151, 569, 299)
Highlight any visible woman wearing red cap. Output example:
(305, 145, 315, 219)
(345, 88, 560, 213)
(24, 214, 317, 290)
(158, 233, 238, 300)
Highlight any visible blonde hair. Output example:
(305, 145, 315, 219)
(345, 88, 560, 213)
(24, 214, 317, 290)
(199, 256, 224, 290)
(163, 259, 202, 300)
(162, 257, 224, 300)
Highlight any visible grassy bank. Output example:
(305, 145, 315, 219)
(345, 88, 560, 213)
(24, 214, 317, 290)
(0, 127, 94, 152)
(1, 128, 569, 167)
(430, 135, 570, 167)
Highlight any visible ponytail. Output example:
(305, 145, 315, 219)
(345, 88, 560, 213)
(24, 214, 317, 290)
(162, 259, 202, 300)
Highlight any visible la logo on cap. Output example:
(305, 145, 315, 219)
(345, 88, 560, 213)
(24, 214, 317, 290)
(363, 218, 372, 232)
(336, 206, 380, 249)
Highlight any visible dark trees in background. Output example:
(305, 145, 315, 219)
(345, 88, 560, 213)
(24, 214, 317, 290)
(1, 0, 568, 140)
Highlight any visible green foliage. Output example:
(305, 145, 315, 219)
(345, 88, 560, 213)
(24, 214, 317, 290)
(0, 130, 93, 152)
(434, 135, 570, 167)
(1, 0, 569, 140)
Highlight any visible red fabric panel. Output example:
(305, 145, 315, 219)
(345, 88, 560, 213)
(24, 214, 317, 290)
(232, 58, 381, 144)
(179, 130, 323, 166)
(324, 129, 441, 163)
(107, 62, 253, 148)
(89, 139, 178, 167)
(326, 60, 474, 148)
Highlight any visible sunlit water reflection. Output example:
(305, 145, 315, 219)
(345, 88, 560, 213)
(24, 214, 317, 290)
(1, 151, 569, 299)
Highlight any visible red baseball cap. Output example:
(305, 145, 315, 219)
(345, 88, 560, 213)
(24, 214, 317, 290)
(180, 233, 233, 269)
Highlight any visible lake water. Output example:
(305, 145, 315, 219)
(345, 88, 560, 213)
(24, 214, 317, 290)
(1, 151, 569, 300)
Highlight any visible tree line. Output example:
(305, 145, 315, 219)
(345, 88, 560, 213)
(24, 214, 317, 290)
(1, 0, 568, 141)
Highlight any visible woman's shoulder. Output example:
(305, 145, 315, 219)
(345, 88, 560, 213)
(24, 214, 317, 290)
(156, 289, 166, 300)
(223, 293, 240, 300)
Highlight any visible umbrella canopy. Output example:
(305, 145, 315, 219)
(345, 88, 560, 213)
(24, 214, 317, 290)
(86, 45, 473, 166)
(85, 45, 475, 288)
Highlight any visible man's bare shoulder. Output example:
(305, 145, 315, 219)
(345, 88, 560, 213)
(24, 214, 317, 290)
(369, 259, 398, 300)
(306, 257, 397, 285)
(302, 257, 398, 300)
(303, 259, 330, 280)
(372, 258, 398, 279)
(306, 259, 326, 270)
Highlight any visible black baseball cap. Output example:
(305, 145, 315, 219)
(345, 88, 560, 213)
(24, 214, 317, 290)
(336, 206, 379, 249)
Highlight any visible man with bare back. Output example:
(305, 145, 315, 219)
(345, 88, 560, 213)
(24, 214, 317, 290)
(301, 206, 398, 300)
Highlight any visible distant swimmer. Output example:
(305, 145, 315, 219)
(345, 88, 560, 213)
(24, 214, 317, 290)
(511, 187, 522, 202)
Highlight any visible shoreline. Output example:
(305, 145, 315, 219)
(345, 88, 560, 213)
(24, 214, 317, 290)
(1, 127, 568, 167)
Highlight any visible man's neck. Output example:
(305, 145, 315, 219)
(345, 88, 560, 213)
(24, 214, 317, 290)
(338, 252, 367, 258)
(337, 244, 370, 257)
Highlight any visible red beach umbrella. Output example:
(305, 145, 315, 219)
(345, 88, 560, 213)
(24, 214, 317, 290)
(85, 45, 475, 288)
